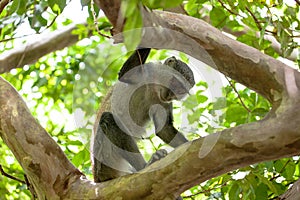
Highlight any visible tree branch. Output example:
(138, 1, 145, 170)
(279, 179, 300, 200)
(138, 10, 291, 104)
(65, 105, 300, 199)
(0, 0, 9, 14)
(222, 26, 298, 62)
(94, 0, 123, 34)
(0, 23, 89, 74)
(0, 77, 82, 199)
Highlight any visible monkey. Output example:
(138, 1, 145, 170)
(91, 48, 195, 183)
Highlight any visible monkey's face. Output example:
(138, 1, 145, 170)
(160, 56, 195, 101)
(114, 57, 195, 104)
(164, 56, 195, 88)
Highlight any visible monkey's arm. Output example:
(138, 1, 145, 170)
(152, 103, 188, 148)
(118, 48, 151, 82)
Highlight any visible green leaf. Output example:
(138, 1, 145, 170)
(123, 29, 142, 51)
(67, 140, 83, 146)
(229, 182, 241, 200)
(121, 0, 139, 17)
(210, 7, 227, 28)
(49, 0, 66, 14)
(274, 160, 284, 173)
(255, 184, 268, 200)
(33, 77, 48, 88)
(16, 0, 27, 15)
(183, 95, 198, 109)
(264, 161, 274, 171)
(213, 97, 227, 110)
(187, 109, 203, 124)
(196, 93, 208, 104)
(9, 0, 20, 14)
(185, 0, 201, 17)
(57, 0, 67, 12)
(123, 9, 143, 51)
(276, 159, 296, 180)
(284, 161, 296, 180)
(256, 174, 279, 195)
(72, 149, 89, 167)
(197, 0, 208, 3)
(226, 20, 244, 31)
(28, 15, 47, 32)
(196, 81, 208, 88)
(98, 21, 112, 30)
(242, 16, 258, 31)
(121, 0, 142, 50)
(226, 104, 248, 124)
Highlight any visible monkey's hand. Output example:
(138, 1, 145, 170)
(146, 149, 168, 166)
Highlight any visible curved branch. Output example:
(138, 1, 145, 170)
(63, 105, 300, 199)
(0, 77, 82, 199)
(0, 23, 89, 74)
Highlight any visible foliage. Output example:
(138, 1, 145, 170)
(0, 0, 299, 199)
(182, 81, 299, 199)
(184, 0, 300, 60)
(1, 0, 66, 43)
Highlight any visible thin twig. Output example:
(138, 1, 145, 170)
(245, 7, 262, 30)
(137, 50, 143, 65)
(0, 164, 26, 184)
(45, 14, 58, 29)
(90, 0, 111, 39)
(217, 0, 240, 16)
(24, 175, 37, 199)
(225, 76, 251, 113)
(269, 159, 291, 181)
(148, 137, 158, 151)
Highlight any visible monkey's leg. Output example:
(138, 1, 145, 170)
(152, 103, 188, 148)
(93, 112, 130, 182)
(96, 112, 147, 172)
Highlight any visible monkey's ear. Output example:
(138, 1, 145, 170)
(118, 48, 151, 83)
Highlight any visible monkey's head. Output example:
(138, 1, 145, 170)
(164, 56, 195, 87)
(160, 56, 195, 101)
(116, 56, 195, 103)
